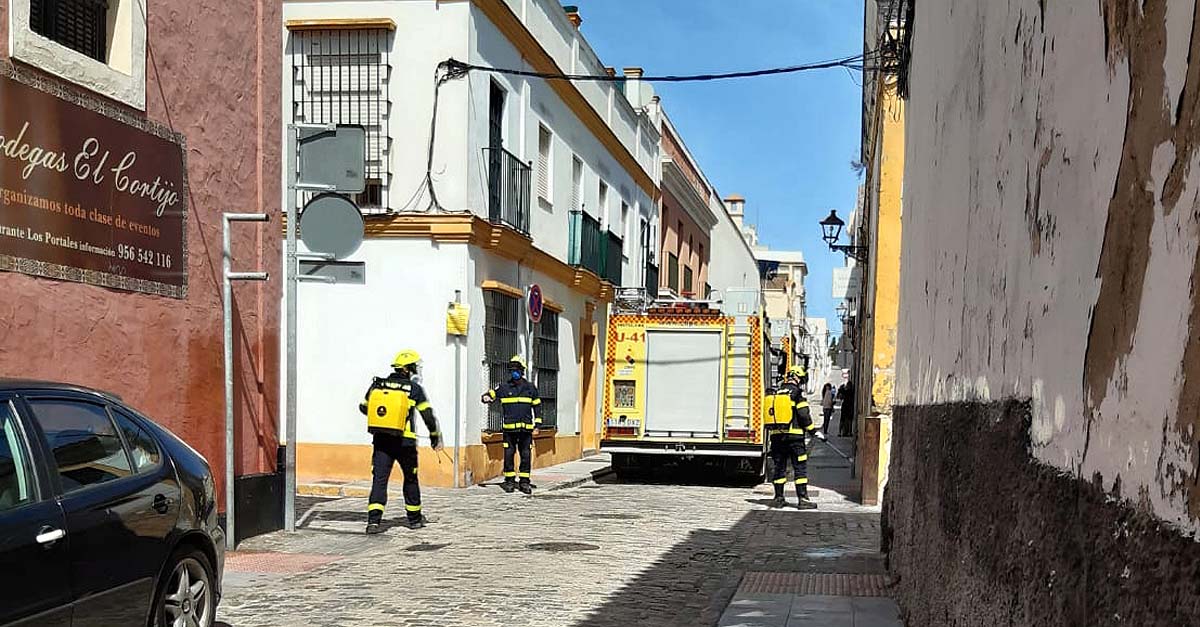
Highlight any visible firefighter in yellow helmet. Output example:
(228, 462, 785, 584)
(358, 349, 442, 533)
(480, 355, 542, 494)
(766, 365, 820, 509)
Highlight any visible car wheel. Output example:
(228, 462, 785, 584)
(154, 548, 215, 627)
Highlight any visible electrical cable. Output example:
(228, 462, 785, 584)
(441, 52, 872, 83)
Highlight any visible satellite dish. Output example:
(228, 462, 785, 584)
(300, 193, 364, 259)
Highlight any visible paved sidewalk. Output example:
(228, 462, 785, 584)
(717, 407, 902, 627)
(296, 452, 613, 498)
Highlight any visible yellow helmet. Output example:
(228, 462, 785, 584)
(392, 349, 421, 369)
(788, 365, 807, 379)
(508, 355, 527, 370)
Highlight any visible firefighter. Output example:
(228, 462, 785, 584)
(481, 355, 542, 494)
(766, 365, 822, 509)
(358, 349, 442, 533)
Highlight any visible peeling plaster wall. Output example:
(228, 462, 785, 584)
(896, 0, 1200, 532)
(0, 0, 283, 506)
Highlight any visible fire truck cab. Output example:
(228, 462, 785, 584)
(600, 287, 769, 479)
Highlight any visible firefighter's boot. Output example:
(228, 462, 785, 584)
(796, 486, 817, 510)
(366, 509, 384, 534)
(501, 480, 517, 493)
(518, 482, 533, 495)
(405, 515, 428, 530)
(365, 522, 383, 534)
(770, 483, 787, 508)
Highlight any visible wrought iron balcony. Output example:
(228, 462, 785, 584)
(603, 231, 623, 285)
(485, 146, 531, 234)
(568, 210, 604, 276)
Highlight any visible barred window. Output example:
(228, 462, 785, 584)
(484, 289, 521, 432)
(533, 311, 560, 429)
(31, 0, 108, 62)
(291, 28, 392, 213)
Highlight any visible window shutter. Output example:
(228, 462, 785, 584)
(571, 157, 583, 211)
(537, 126, 551, 201)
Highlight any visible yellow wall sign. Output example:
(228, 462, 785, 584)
(446, 302, 470, 336)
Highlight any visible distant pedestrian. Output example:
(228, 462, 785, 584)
(820, 383, 836, 434)
(838, 380, 856, 437)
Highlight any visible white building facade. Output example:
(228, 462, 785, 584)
(281, 0, 659, 486)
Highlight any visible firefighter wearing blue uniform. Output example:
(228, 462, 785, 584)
(358, 350, 442, 533)
(766, 366, 822, 509)
(481, 355, 542, 494)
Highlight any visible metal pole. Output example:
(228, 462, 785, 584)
(223, 213, 269, 552)
(453, 289, 463, 488)
(285, 126, 299, 532)
(284, 124, 337, 532)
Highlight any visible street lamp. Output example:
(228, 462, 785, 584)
(819, 210, 868, 262)
(836, 301, 850, 324)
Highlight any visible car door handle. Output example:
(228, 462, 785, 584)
(153, 494, 172, 514)
(36, 527, 65, 545)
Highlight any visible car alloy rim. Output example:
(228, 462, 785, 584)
(163, 557, 210, 627)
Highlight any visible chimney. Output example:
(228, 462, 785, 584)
(563, 5, 582, 29)
(604, 67, 616, 77)
(623, 67, 646, 108)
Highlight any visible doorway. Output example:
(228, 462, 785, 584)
(580, 325, 598, 453)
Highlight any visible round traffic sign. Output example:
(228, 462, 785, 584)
(299, 193, 364, 259)
(528, 284, 544, 323)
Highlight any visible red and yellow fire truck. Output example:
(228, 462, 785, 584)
(600, 287, 770, 479)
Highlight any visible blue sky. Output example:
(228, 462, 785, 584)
(577, 0, 864, 335)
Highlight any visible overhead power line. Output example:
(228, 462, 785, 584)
(441, 52, 875, 83)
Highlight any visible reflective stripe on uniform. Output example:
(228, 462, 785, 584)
(405, 504, 422, 512)
(501, 397, 535, 404)
(503, 422, 537, 430)
(488, 389, 496, 399)
(797, 454, 808, 462)
(531, 398, 542, 406)
(806, 424, 818, 432)
(518, 472, 531, 478)
(795, 477, 808, 484)
(367, 503, 385, 513)
(504, 472, 517, 478)
(415, 402, 431, 411)
(796, 401, 809, 408)
(503, 442, 510, 448)
(786, 428, 807, 435)
(773, 477, 788, 485)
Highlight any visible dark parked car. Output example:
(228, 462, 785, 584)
(0, 380, 224, 627)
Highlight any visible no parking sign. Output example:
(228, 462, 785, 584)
(527, 284, 544, 324)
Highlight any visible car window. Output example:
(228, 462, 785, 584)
(0, 401, 36, 512)
(29, 400, 132, 493)
(111, 409, 161, 473)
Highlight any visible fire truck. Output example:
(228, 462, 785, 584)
(600, 287, 770, 479)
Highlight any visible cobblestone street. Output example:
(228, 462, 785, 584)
(217, 433, 891, 627)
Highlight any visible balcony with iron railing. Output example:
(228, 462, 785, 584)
(569, 210, 604, 276)
(485, 146, 531, 234)
(645, 261, 659, 299)
(568, 210, 623, 285)
(604, 231, 623, 285)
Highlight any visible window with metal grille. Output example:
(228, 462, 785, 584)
(31, 0, 108, 62)
(291, 28, 392, 213)
(533, 311, 559, 429)
(483, 290, 520, 432)
(537, 125, 552, 203)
